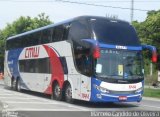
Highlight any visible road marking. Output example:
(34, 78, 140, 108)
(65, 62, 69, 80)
(1, 100, 88, 111)
(0, 93, 88, 111)
(5, 101, 60, 104)
(0, 93, 13, 96)
(65, 105, 87, 111)
(4, 108, 85, 111)
(0, 97, 40, 100)
(6, 101, 87, 111)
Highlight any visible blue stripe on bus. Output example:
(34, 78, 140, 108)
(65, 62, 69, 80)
(8, 49, 29, 90)
(81, 39, 142, 51)
(99, 43, 142, 51)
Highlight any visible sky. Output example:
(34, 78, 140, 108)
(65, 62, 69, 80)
(0, 0, 160, 29)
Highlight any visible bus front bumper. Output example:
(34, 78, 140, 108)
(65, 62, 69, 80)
(90, 93, 142, 102)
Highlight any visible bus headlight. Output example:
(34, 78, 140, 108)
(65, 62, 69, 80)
(93, 84, 110, 93)
(135, 87, 143, 94)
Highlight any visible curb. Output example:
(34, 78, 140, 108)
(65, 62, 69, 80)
(143, 97, 160, 102)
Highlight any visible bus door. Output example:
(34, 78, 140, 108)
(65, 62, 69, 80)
(66, 56, 81, 100)
(79, 54, 92, 101)
(68, 74, 81, 99)
(80, 75, 91, 101)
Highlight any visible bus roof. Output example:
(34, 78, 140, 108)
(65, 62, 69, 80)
(7, 16, 129, 41)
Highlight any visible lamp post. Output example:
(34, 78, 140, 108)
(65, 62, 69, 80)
(131, 0, 134, 22)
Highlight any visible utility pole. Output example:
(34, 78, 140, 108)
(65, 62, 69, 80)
(131, 0, 134, 22)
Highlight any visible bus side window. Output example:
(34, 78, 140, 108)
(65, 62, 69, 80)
(68, 20, 90, 41)
(69, 20, 92, 76)
(10, 38, 19, 49)
(53, 25, 64, 42)
(51, 28, 55, 42)
(23, 34, 33, 47)
(59, 57, 68, 74)
(75, 50, 93, 76)
(62, 24, 70, 40)
(6, 40, 10, 50)
(41, 29, 52, 44)
(31, 31, 41, 46)
(19, 58, 51, 74)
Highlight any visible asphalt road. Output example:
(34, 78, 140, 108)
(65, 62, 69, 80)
(0, 80, 160, 117)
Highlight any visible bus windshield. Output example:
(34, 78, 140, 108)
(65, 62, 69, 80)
(95, 49, 144, 79)
(90, 18, 140, 46)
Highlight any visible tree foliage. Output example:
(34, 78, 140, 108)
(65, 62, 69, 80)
(132, 10, 160, 73)
(0, 13, 52, 69)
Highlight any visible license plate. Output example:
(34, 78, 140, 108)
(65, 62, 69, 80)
(119, 96, 127, 101)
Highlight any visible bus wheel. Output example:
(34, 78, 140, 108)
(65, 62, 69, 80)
(16, 78, 21, 92)
(11, 77, 16, 90)
(52, 82, 62, 101)
(11, 78, 14, 90)
(65, 83, 74, 103)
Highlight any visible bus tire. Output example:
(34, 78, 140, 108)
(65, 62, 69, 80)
(52, 82, 62, 101)
(16, 78, 21, 92)
(11, 78, 14, 90)
(65, 83, 74, 103)
(11, 77, 16, 90)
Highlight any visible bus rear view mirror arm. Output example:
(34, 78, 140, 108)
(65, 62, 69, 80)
(142, 44, 157, 63)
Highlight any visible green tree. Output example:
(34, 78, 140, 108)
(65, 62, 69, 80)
(0, 13, 52, 69)
(132, 10, 160, 78)
(133, 10, 160, 52)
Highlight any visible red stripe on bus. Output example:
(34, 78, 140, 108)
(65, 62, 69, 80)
(43, 45, 64, 94)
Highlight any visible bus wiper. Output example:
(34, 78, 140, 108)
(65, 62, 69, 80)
(98, 75, 122, 78)
(98, 75, 110, 78)
(129, 75, 143, 79)
(110, 75, 123, 79)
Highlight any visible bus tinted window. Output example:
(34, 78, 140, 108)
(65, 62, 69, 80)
(22, 35, 31, 48)
(90, 19, 140, 46)
(6, 39, 14, 50)
(32, 31, 41, 45)
(7, 31, 41, 50)
(69, 19, 92, 76)
(41, 29, 52, 44)
(74, 48, 93, 76)
(69, 20, 90, 41)
(6, 24, 70, 50)
(62, 24, 70, 40)
(19, 58, 51, 73)
(29, 32, 41, 46)
(51, 24, 69, 42)
(53, 25, 64, 42)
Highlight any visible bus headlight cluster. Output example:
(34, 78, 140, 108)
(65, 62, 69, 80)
(135, 87, 143, 94)
(93, 84, 110, 93)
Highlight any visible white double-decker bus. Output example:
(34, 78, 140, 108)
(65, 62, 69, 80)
(4, 16, 157, 103)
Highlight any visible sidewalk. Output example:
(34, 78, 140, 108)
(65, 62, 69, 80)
(144, 85, 160, 90)
(143, 97, 160, 102)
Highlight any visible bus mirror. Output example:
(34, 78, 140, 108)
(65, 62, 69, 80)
(81, 39, 100, 59)
(142, 45, 157, 63)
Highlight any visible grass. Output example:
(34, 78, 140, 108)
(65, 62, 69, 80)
(143, 88, 160, 98)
